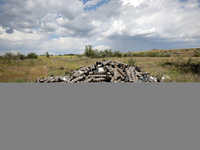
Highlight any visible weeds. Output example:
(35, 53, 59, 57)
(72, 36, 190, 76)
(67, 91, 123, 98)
(14, 78, 26, 83)
(161, 57, 200, 75)
(127, 57, 136, 66)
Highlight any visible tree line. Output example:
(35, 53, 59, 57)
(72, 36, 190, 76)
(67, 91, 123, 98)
(0, 52, 51, 61)
(83, 45, 171, 58)
(84, 45, 129, 58)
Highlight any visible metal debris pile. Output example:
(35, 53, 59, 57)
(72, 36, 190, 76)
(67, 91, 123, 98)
(36, 60, 160, 83)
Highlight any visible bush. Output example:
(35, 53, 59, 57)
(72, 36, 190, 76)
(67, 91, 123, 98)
(138, 52, 145, 57)
(165, 53, 171, 57)
(193, 50, 200, 57)
(2, 52, 27, 61)
(27, 52, 38, 59)
(4, 52, 15, 60)
(146, 52, 158, 57)
(113, 51, 122, 57)
(117, 53, 123, 57)
(16, 52, 26, 60)
(124, 53, 128, 57)
(77, 55, 83, 58)
(132, 53, 138, 57)
(46, 52, 50, 58)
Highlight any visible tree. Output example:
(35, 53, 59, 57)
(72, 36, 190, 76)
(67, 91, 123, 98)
(108, 49, 113, 57)
(84, 45, 89, 57)
(84, 45, 96, 58)
(113, 51, 122, 57)
(94, 49, 100, 58)
(46, 52, 50, 58)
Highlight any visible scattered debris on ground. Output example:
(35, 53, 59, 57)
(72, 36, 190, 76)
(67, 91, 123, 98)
(161, 75, 172, 82)
(36, 60, 160, 83)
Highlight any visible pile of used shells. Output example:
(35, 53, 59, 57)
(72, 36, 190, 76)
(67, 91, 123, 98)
(36, 60, 160, 83)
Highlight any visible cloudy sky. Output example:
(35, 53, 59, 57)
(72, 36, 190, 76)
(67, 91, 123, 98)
(0, 0, 200, 55)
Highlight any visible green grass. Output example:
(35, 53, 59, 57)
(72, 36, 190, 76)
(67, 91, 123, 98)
(14, 78, 26, 83)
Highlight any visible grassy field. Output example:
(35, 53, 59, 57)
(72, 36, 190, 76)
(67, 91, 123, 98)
(133, 48, 200, 57)
(1, 55, 200, 82)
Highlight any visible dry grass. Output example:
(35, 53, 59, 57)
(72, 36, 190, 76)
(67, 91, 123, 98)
(1, 56, 200, 82)
(133, 48, 200, 57)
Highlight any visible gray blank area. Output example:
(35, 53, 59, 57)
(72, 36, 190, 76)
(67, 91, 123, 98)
(0, 83, 199, 150)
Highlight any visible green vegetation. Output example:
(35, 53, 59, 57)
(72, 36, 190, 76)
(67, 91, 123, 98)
(193, 50, 200, 57)
(132, 51, 170, 57)
(1, 47, 200, 82)
(127, 57, 136, 66)
(0, 52, 38, 61)
(27, 52, 38, 59)
(45, 52, 50, 58)
(161, 57, 200, 75)
(84, 45, 123, 58)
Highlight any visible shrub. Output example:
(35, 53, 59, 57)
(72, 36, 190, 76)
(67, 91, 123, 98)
(193, 50, 200, 57)
(138, 52, 145, 57)
(128, 57, 136, 66)
(165, 53, 171, 57)
(113, 51, 122, 57)
(124, 53, 128, 57)
(4, 52, 15, 60)
(132, 53, 138, 57)
(27, 52, 38, 59)
(46, 52, 50, 58)
(77, 55, 83, 58)
(16, 52, 26, 60)
(127, 51, 132, 57)
(187, 57, 192, 65)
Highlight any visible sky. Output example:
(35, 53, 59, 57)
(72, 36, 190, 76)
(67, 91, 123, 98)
(0, 0, 200, 55)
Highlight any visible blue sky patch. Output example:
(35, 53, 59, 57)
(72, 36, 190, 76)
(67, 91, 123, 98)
(84, 0, 110, 11)
(50, 34, 61, 39)
(0, 1, 6, 5)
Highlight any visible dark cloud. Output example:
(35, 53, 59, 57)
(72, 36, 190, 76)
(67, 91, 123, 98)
(5, 28, 14, 34)
(108, 35, 200, 52)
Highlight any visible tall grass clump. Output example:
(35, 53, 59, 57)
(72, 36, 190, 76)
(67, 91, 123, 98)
(127, 57, 136, 66)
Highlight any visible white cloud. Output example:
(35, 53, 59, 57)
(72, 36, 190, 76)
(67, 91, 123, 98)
(0, 0, 200, 54)
(0, 27, 42, 42)
(93, 45, 111, 50)
(103, 0, 200, 42)
(121, 0, 146, 7)
(39, 37, 91, 52)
